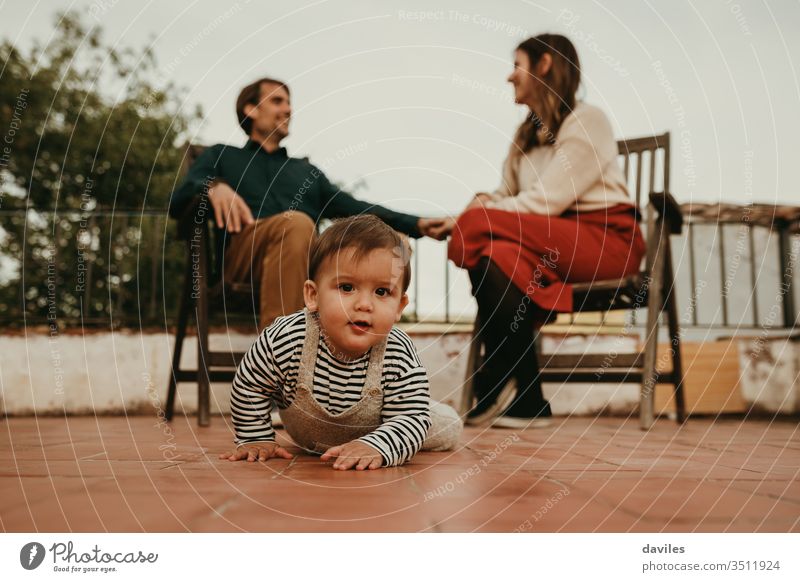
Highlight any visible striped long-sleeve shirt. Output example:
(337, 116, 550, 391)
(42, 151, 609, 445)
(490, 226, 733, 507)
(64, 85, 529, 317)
(230, 309, 432, 466)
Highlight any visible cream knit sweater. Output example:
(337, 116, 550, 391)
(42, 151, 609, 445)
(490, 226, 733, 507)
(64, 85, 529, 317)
(484, 102, 633, 216)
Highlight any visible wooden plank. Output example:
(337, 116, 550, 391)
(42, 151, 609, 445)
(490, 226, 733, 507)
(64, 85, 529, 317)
(208, 351, 245, 368)
(540, 370, 644, 383)
(655, 340, 746, 414)
(541, 353, 642, 369)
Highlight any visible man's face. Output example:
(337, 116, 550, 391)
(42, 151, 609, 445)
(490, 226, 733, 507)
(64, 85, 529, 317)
(303, 247, 409, 360)
(244, 82, 292, 142)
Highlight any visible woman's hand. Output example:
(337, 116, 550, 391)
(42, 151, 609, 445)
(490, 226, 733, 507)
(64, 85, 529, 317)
(321, 440, 384, 470)
(464, 192, 493, 211)
(219, 441, 294, 462)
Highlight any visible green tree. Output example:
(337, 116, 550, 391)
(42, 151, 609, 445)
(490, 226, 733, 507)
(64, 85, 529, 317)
(0, 11, 201, 326)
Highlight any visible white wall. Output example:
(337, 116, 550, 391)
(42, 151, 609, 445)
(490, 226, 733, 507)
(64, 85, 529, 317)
(1, 329, 796, 416)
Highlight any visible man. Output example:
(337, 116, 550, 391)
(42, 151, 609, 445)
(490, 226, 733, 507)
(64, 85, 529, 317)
(169, 77, 443, 328)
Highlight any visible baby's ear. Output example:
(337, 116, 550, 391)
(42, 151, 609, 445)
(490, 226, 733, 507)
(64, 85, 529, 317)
(303, 280, 319, 311)
(396, 293, 409, 321)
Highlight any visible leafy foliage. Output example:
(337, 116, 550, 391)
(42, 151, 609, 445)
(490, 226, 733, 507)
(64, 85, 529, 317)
(0, 11, 201, 326)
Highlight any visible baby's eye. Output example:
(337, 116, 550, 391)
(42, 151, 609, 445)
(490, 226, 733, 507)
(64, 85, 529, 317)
(375, 287, 391, 297)
(339, 283, 354, 292)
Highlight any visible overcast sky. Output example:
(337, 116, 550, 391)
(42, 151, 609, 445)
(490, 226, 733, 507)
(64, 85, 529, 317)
(2, 0, 798, 318)
(3, 0, 799, 217)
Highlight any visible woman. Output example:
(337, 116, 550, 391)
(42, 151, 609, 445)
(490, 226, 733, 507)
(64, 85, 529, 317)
(429, 34, 646, 428)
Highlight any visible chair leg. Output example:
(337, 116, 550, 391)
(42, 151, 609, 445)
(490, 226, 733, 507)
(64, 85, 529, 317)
(165, 255, 193, 422)
(640, 297, 661, 430)
(460, 315, 483, 416)
(197, 237, 211, 427)
(664, 246, 686, 423)
(196, 292, 211, 426)
(640, 231, 667, 430)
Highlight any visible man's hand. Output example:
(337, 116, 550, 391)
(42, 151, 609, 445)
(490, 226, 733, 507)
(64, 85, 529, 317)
(219, 441, 293, 462)
(320, 440, 383, 470)
(208, 181, 255, 233)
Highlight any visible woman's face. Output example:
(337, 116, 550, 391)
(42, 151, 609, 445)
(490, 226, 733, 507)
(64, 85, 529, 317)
(507, 49, 551, 107)
(507, 50, 537, 105)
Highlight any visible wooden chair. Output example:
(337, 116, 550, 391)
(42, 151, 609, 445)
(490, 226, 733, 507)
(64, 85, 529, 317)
(460, 132, 685, 429)
(165, 145, 252, 426)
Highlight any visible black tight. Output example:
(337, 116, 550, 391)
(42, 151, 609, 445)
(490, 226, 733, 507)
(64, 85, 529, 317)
(469, 257, 550, 416)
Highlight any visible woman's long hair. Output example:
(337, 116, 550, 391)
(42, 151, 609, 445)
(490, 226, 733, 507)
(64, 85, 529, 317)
(511, 34, 581, 161)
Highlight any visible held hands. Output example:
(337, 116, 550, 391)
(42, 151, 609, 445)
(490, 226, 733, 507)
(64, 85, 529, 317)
(417, 193, 493, 241)
(320, 440, 384, 471)
(420, 217, 456, 241)
(208, 181, 255, 233)
(219, 441, 294, 462)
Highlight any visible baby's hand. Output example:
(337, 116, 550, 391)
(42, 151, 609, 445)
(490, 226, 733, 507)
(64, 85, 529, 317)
(219, 441, 293, 462)
(320, 440, 383, 471)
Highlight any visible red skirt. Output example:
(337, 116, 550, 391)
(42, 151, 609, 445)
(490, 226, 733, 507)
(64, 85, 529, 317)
(447, 204, 646, 316)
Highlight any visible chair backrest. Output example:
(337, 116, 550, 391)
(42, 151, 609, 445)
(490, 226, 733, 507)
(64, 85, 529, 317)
(182, 143, 207, 174)
(176, 143, 226, 283)
(615, 132, 673, 280)
(616, 132, 670, 223)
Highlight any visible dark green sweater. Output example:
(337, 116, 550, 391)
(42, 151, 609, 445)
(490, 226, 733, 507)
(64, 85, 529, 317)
(168, 140, 421, 237)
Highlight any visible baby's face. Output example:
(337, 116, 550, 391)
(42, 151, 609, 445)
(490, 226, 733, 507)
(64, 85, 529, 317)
(304, 247, 409, 360)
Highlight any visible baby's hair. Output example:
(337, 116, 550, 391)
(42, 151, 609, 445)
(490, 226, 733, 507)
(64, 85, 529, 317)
(308, 214, 412, 292)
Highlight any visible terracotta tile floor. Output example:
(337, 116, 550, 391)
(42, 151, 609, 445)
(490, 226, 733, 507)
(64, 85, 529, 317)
(1, 416, 798, 532)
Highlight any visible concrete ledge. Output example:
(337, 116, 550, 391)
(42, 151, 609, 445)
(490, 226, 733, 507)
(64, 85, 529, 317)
(1, 330, 796, 417)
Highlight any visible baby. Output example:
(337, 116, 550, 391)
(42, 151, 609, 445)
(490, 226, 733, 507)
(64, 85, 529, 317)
(220, 214, 462, 470)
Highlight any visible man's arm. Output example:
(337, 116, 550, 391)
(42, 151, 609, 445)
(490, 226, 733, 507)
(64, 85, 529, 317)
(168, 145, 254, 232)
(317, 171, 423, 238)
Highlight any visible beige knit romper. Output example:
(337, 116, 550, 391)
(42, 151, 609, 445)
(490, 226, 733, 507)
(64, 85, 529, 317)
(278, 310, 462, 457)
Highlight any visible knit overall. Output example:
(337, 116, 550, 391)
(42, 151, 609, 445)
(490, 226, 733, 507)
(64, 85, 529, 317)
(278, 310, 462, 457)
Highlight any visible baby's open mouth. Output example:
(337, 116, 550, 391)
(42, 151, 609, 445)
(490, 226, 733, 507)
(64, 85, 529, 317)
(350, 320, 371, 330)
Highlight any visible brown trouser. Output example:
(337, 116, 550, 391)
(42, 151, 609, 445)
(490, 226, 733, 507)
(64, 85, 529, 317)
(224, 211, 316, 329)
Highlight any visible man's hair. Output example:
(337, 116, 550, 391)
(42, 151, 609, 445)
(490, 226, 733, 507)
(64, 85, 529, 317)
(236, 77, 290, 136)
(308, 215, 413, 292)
